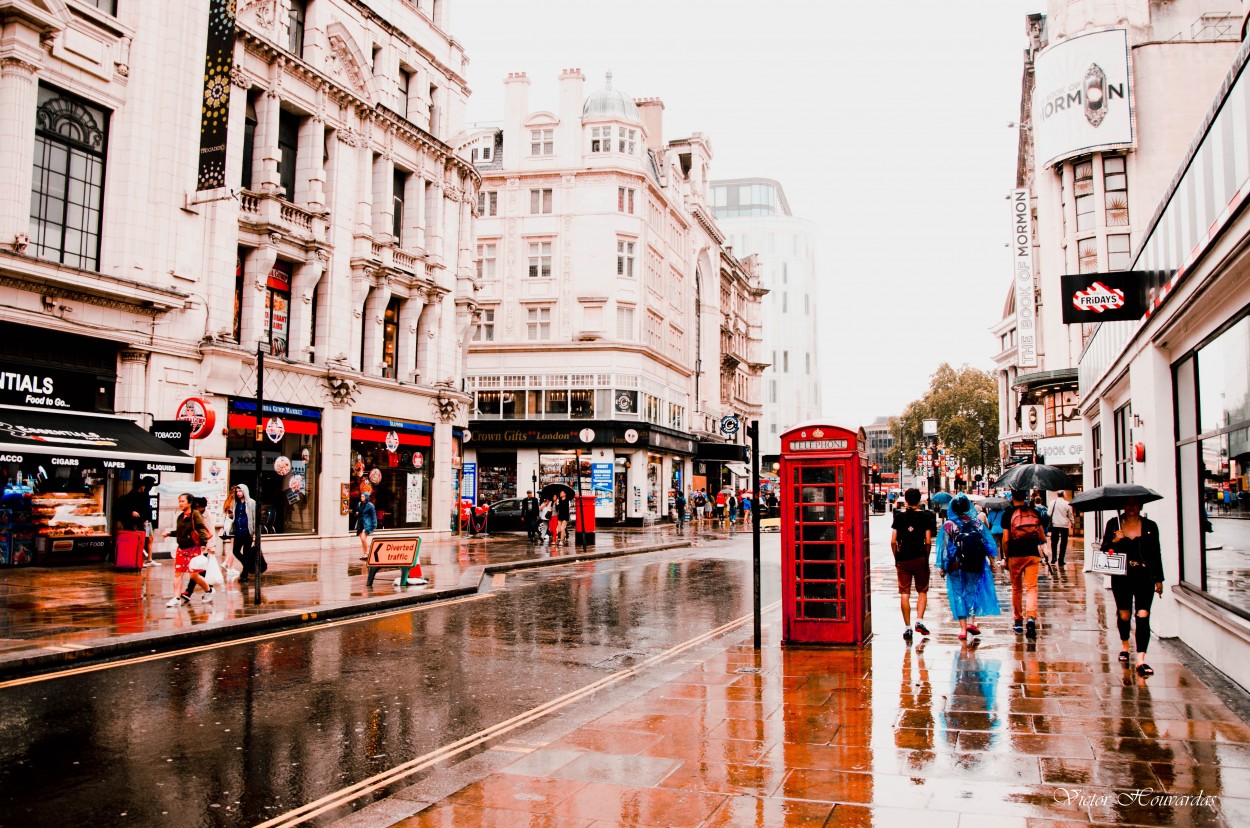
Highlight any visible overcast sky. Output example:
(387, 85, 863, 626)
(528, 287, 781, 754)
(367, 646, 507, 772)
(454, 0, 1044, 429)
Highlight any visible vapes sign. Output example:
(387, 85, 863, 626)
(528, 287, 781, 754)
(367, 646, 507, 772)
(1033, 28, 1132, 168)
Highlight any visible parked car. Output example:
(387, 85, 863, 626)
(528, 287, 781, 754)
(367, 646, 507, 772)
(487, 498, 526, 532)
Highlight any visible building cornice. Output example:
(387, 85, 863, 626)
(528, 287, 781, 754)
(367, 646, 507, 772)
(0, 252, 188, 315)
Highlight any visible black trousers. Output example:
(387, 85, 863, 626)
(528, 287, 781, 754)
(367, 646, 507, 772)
(232, 531, 255, 574)
(1111, 571, 1157, 652)
(1050, 527, 1070, 564)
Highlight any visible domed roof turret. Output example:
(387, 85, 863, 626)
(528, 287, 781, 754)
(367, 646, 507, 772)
(582, 72, 639, 121)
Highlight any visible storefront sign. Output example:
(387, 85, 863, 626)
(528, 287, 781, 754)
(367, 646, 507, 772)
(1012, 189, 1038, 368)
(1009, 440, 1036, 462)
(790, 440, 848, 451)
(274, 456, 291, 475)
(0, 363, 107, 411)
(176, 397, 217, 440)
(385, 431, 399, 452)
(461, 462, 477, 503)
(1033, 28, 1132, 168)
(1060, 272, 1169, 323)
(1021, 405, 1045, 438)
(1036, 436, 1084, 465)
(624, 428, 638, 444)
(151, 420, 191, 450)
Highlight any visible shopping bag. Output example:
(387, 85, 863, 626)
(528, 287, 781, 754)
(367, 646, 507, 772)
(1091, 551, 1127, 576)
(188, 551, 211, 571)
(204, 554, 225, 587)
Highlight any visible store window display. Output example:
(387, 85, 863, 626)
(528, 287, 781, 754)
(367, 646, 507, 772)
(348, 415, 433, 530)
(226, 400, 320, 534)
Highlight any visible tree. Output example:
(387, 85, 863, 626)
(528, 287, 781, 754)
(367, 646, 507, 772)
(886, 364, 999, 481)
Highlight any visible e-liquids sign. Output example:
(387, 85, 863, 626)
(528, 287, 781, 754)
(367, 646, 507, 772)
(196, 0, 236, 191)
(1012, 189, 1038, 368)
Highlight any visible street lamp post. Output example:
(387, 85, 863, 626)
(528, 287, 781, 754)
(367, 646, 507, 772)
(253, 342, 267, 605)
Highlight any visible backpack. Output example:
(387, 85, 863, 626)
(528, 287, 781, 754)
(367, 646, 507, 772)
(1010, 506, 1045, 543)
(944, 519, 991, 572)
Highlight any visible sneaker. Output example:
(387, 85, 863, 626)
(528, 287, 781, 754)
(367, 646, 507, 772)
(166, 594, 190, 607)
(201, 588, 215, 603)
(903, 628, 913, 641)
(1012, 620, 1024, 634)
(914, 620, 930, 636)
(1026, 618, 1037, 638)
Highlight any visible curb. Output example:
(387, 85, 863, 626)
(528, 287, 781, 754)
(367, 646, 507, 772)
(0, 539, 694, 681)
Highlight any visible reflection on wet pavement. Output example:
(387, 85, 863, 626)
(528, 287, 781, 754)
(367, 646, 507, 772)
(396, 518, 1250, 827)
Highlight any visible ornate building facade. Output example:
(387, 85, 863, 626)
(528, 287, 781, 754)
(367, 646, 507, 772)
(0, 0, 478, 557)
(461, 70, 764, 522)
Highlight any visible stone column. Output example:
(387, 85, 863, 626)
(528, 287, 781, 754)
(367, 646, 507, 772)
(116, 349, 151, 424)
(371, 150, 394, 241)
(355, 119, 373, 236)
(0, 53, 42, 247)
(289, 252, 325, 362)
(242, 240, 279, 349)
(254, 88, 283, 194)
(360, 277, 392, 376)
(415, 290, 444, 382)
(397, 291, 426, 383)
(425, 180, 443, 265)
(301, 116, 326, 211)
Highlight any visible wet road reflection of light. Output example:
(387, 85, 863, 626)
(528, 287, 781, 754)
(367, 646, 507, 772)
(0, 546, 773, 827)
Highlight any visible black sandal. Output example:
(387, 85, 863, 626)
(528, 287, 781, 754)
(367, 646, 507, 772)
(1136, 663, 1154, 677)
(1118, 651, 1130, 664)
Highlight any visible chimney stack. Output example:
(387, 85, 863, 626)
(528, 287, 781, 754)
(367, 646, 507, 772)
(635, 97, 664, 152)
(558, 67, 585, 160)
(502, 71, 530, 164)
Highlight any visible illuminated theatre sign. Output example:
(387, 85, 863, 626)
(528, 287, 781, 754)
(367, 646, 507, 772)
(1033, 28, 1133, 168)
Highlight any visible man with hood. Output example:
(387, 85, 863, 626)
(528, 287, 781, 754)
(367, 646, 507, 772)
(227, 483, 260, 582)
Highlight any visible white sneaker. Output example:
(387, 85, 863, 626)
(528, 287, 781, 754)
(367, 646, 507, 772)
(166, 595, 188, 607)
(201, 588, 215, 603)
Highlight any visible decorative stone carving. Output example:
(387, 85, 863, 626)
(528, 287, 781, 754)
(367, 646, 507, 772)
(241, 0, 276, 32)
(431, 393, 459, 423)
(325, 374, 359, 407)
(230, 66, 251, 89)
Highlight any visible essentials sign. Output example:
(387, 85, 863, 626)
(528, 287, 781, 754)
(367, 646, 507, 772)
(0, 364, 101, 411)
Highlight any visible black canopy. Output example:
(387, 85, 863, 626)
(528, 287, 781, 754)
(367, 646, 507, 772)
(0, 406, 194, 472)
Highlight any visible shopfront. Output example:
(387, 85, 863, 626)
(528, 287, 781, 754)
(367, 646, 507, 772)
(226, 400, 320, 535)
(348, 414, 434, 530)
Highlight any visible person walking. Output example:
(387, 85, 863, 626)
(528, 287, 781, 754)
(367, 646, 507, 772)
(726, 490, 739, 526)
(890, 488, 933, 641)
(521, 490, 541, 542)
(1049, 492, 1074, 567)
(115, 476, 157, 566)
(714, 489, 727, 523)
(555, 490, 571, 545)
(164, 493, 214, 606)
(226, 484, 260, 582)
(1102, 499, 1165, 677)
(1001, 488, 1045, 637)
(936, 494, 1001, 640)
(985, 504, 1005, 556)
(741, 492, 753, 526)
(357, 491, 377, 560)
(674, 489, 687, 530)
(692, 489, 707, 525)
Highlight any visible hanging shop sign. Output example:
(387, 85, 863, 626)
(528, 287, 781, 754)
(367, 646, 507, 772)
(265, 417, 285, 443)
(194, 0, 236, 191)
(1011, 190, 1038, 368)
(151, 420, 191, 450)
(274, 456, 291, 476)
(385, 431, 400, 452)
(1032, 28, 1133, 168)
(1060, 271, 1171, 324)
(176, 397, 218, 440)
(1036, 435, 1084, 465)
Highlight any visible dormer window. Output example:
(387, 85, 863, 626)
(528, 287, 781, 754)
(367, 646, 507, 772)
(590, 126, 611, 153)
(471, 142, 493, 163)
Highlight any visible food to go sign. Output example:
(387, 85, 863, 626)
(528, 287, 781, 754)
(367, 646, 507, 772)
(1036, 436, 1083, 464)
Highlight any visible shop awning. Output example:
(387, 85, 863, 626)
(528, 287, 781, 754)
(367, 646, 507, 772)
(726, 463, 751, 478)
(0, 406, 195, 472)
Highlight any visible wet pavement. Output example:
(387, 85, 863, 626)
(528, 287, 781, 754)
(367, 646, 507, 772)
(0, 525, 697, 677)
(355, 519, 1250, 828)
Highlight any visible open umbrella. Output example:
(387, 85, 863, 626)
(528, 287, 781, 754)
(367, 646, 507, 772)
(539, 482, 575, 502)
(995, 463, 1071, 492)
(930, 492, 953, 506)
(981, 497, 1011, 511)
(1069, 484, 1163, 513)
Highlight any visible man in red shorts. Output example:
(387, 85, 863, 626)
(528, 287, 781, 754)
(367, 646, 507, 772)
(891, 487, 935, 641)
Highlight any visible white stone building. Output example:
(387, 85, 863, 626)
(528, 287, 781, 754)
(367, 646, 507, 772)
(708, 178, 822, 462)
(0, 0, 478, 563)
(994, 2, 1240, 505)
(461, 70, 764, 522)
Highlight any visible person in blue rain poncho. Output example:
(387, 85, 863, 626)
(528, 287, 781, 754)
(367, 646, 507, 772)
(936, 494, 1002, 640)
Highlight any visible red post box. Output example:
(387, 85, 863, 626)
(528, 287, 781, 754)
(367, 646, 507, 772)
(779, 424, 871, 645)
(575, 495, 596, 545)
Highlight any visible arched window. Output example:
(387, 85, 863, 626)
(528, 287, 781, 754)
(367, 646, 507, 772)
(30, 85, 109, 271)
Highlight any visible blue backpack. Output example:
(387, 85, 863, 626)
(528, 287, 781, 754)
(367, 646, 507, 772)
(944, 518, 991, 573)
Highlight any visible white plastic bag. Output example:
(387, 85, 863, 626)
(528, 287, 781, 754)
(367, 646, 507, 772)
(188, 551, 211, 571)
(203, 553, 225, 587)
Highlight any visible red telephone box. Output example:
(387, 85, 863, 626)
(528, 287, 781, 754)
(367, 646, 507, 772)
(779, 424, 871, 645)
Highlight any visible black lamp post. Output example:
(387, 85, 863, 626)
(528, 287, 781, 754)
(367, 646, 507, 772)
(252, 342, 267, 605)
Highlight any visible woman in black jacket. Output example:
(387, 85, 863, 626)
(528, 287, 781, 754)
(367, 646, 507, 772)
(1101, 498, 1165, 676)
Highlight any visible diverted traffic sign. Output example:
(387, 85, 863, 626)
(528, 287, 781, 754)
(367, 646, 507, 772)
(367, 536, 420, 567)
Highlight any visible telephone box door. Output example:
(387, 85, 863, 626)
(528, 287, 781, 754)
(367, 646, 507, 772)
(779, 425, 872, 645)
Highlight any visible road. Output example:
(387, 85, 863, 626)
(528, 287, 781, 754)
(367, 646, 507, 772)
(0, 530, 780, 827)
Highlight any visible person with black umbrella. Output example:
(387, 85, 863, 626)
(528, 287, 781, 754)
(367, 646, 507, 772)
(1101, 498, 1164, 676)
